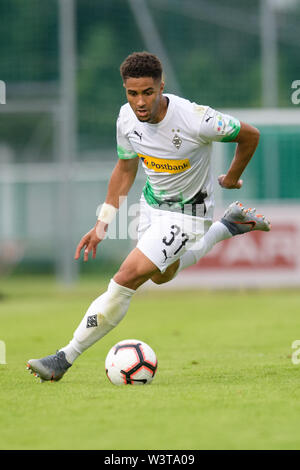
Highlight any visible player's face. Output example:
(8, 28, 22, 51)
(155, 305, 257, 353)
(124, 77, 165, 123)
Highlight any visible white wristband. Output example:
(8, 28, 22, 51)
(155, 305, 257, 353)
(97, 203, 118, 224)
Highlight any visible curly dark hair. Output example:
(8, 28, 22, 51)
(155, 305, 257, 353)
(120, 51, 163, 81)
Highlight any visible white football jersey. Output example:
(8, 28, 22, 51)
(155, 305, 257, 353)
(117, 93, 240, 217)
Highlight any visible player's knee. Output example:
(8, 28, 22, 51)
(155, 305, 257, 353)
(114, 265, 152, 290)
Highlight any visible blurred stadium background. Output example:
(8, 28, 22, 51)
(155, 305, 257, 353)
(0, 0, 300, 286)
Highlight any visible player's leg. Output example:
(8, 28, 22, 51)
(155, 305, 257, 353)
(27, 247, 161, 381)
(59, 248, 158, 360)
(176, 220, 231, 274)
(113, 247, 159, 289)
(177, 201, 271, 273)
(27, 206, 199, 381)
(151, 201, 271, 283)
(149, 220, 229, 284)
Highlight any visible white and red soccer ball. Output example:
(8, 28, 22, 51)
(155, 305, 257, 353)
(105, 339, 158, 385)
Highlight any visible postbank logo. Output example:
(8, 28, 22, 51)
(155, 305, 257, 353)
(138, 153, 191, 174)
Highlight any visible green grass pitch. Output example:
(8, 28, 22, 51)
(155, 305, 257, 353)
(1, 275, 300, 450)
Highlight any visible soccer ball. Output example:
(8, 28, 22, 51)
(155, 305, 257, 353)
(105, 339, 158, 385)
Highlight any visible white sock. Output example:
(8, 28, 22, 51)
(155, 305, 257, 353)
(178, 221, 232, 273)
(60, 279, 135, 364)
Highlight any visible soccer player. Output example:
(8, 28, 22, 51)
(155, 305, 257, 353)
(27, 52, 270, 382)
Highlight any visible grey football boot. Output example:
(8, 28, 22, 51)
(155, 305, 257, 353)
(221, 201, 271, 235)
(27, 350, 72, 382)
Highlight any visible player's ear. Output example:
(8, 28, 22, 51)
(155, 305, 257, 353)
(160, 80, 165, 94)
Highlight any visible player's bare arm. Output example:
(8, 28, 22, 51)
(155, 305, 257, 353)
(105, 156, 139, 207)
(218, 121, 260, 189)
(74, 157, 139, 262)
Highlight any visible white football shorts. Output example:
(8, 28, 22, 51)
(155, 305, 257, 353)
(136, 195, 213, 273)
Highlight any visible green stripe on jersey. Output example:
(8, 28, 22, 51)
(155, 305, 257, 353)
(221, 119, 241, 142)
(117, 145, 138, 160)
(143, 179, 163, 206)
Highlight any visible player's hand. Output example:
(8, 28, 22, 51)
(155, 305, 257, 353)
(218, 174, 243, 189)
(74, 221, 108, 262)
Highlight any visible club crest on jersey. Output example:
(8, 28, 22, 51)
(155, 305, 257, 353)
(172, 133, 182, 150)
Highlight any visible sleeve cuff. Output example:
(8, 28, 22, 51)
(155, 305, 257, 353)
(117, 145, 138, 160)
